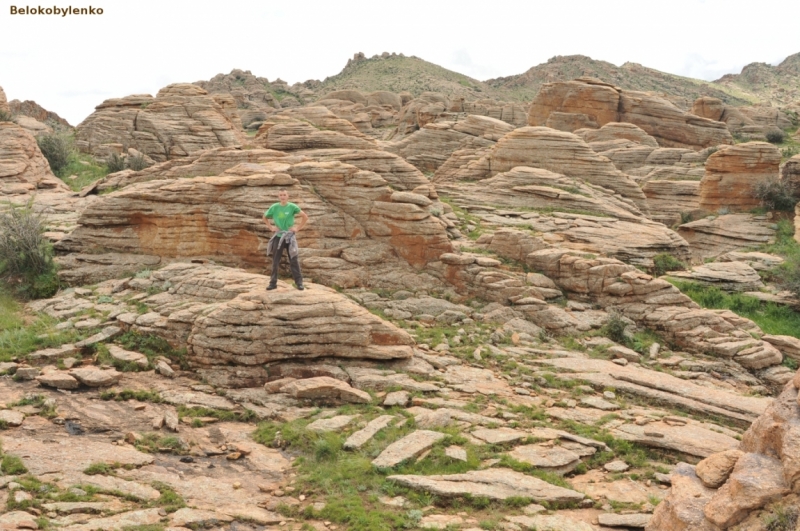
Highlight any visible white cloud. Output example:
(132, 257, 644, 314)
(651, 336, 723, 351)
(1, 0, 799, 125)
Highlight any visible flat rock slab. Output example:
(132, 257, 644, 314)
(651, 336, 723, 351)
(506, 514, 595, 531)
(280, 376, 371, 404)
(42, 501, 121, 514)
(388, 468, 584, 502)
(344, 415, 395, 450)
(27, 343, 77, 362)
(373, 430, 447, 468)
(0, 511, 40, 529)
(57, 508, 162, 531)
(508, 444, 581, 475)
(170, 508, 233, 528)
(2, 436, 154, 476)
(604, 460, 630, 472)
(580, 396, 620, 411)
(160, 390, 237, 410)
(598, 513, 651, 528)
(445, 446, 467, 462)
(216, 504, 282, 525)
(75, 325, 122, 348)
(612, 421, 739, 458)
(60, 472, 161, 501)
(306, 415, 357, 433)
(36, 370, 80, 389)
(383, 390, 410, 406)
(471, 427, 528, 444)
(69, 367, 123, 387)
(107, 345, 149, 368)
(0, 410, 25, 427)
(420, 514, 464, 529)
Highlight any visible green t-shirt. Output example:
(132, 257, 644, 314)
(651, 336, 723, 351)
(264, 202, 301, 231)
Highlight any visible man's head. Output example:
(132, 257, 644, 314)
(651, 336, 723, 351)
(278, 189, 289, 205)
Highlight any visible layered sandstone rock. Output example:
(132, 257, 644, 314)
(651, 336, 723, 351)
(434, 126, 649, 212)
(529, 78, 733, 150)
(56, 156, 451, 290)
(75, 84, 244, 162)
(698, 142, 781, 212)
(575, 122, 659, 150)
(527, 249, 782, 369)
(395, 92, 450, 135)
(782, 154, 800, 198)
(678, 214, 776, 261)
(453, 98, 529, 127)
(691, 96, 794, 140)
(642, 180, 701, 226)
(8, 99, 72, 129)
(0, 122, 69, 197)
(648, 372, 800, 530)
(0, 86, 9, 115)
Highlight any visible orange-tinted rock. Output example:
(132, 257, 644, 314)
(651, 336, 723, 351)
(698, 142, 781, 212)
(690, 97, 726, 122)
(781, 154, 800, 198)
(0, 85, 9, 115)
(529, 78, 733, 150)
(0, 122, 70, 196)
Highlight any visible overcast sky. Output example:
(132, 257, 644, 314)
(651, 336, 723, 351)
(2, 0, 799, 125)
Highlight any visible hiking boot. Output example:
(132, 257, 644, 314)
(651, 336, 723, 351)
(266, 285, 277, 291)
(296, 285, 305, 291)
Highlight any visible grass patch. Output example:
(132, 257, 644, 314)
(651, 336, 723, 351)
(8, 394, 57, 418)
(134, 433, 187, 455)
(1, 454, 28, 475)
(669, 280, 800, 339)
(99, 388, 163, 403)
(83, 461, 132, 475)
(177, 405, 256, 423)
(116, 331, 188, 369)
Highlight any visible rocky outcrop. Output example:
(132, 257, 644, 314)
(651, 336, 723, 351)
(254, 106, 378, 151)
(698, 142, 781, 213)
(528, 78, 733, 150)
(782, 154, 800, 198)
(435, 126, 650, 212)
(8, 99, 72, 129)
(452, 98, 529, 127)
(528, 249, 782, 370)
(385, 115, 511, 173)
(677, 214, 776, 261)
(57, 153, 452, 290)
(691, 96, 794, 140)
(648, 372, 800, 530)
(0, 85, 9, 115)
(75, 84, 244, 163)
(575, 122, 659, 150)
(0, 122, 70, 197)
(641, 180, 701, 226)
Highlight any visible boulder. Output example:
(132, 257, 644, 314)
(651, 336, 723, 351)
(575, 122, 659, 148)
(75, 84, 243, 162)
(279, 377, 371, 404)
(781, 155, 800, 198)
(695, 449, 744, 488)
(665, 261, 764, 292)
(69, 367, 123, 387)
(372, 430, 447, 468)
(0, 122, 70, 197)
(678, 214, 776, 261)
(528, 78, 733, 149)
(698, 142, 782, 213)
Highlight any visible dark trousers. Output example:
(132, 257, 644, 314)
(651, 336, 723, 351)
(270, 238, 303, 287)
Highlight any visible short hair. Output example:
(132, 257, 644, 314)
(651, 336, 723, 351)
(278, 189, 289, 194)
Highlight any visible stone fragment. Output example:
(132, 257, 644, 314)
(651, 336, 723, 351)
(506, 514, 594, 531)
(169, 508, 233, 528)
(373, 430, 447, 468)
(306, 415, 357, 433)
(36, 371, 80, 390)
(508, 445, 581, 475)
(164, 409, 179, 432)
(445, 446, 467, 462)
(14, 366, 40, 380)
(389, 468, 584, 502)
(107, 345, 148, 368)
(383, 390, 410, 407)
(762, 334, 800, 362)
(155, 359, 175, 378)
(53, 508, 163, 531)
(695, 449, 743, 488)
(608, 345, 640, 362)
(75, 326, 122, 348)
(420, 514, 464, 529)
(344, 415, 395, 450)
(69, 367, 123, 387)
(597, 513, 650, 528)
(580, 396, 620, 411)
(603, 460, 629, 472)
(414, 409, 452, 429)
(470, 427, 528, 444)
(280, 377, 371, 404)
(0, 410, 25, 427)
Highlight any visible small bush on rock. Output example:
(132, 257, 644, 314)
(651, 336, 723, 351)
(652, 253, 686, 277)
(766, 129, 786, 144)
(127, 153, 150, 171)
(107, 152, 126, 173)
(601, 310, 629, 344)
(36, 133, 73, 176)
(754, 178, 798, 211)
(0, 203, 59, 298)
(0, 110, 12, 122)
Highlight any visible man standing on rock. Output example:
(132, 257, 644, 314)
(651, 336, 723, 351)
(264, 189, 309, 290)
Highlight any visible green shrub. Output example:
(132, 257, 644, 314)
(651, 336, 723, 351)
(766, 129, 786, 144)
(754, 178, 798, 211)
(36, 133, 74, 176)
(128, 153, 150, 171)
(601, 310, 629, 344)
(1, 454, 28, 475)
(0, 110, 12, 122)
(0, 203, 59, 298)
(107, 153, 126, 173)
(652, 253, 686, 277)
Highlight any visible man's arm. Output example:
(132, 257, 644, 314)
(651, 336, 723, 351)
(291, 211, 309, 232)
(264, 215, 278, 232)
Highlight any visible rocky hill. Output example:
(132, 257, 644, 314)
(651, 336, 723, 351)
(486, 55, 753, 109)
(715, 52, 800, 107)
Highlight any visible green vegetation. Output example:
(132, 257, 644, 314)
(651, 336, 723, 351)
(652, 253, 686, 277)
(1, 454, 28, 475)
(133, 433, 187, 455)
(116, 331, 188, 368)
(36, 133, 72, 175)
(57, 151, 110, 191)
(761, 220, 800, 300)
(0, 202, 60, 298)
(754, 179, 798, 212)
(0, 302, 81, 361)
(0, 110, 13, 122)
(9, 394, 57, 418)
(669, 280, 800, 339)
(766, 129, 786, 144)
(764, 504, 799, 531)
(99, 388, 163, 403)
